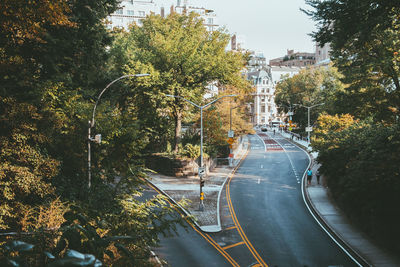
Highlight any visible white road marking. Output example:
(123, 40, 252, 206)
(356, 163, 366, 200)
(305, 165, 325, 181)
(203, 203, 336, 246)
(257, 178, 260, 184)
(260, 165, 263, 169)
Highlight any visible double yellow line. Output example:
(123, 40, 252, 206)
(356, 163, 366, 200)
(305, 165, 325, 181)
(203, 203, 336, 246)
(146, 182, 240, 267)
(226, 149, 268, 267)
(145, 139, 267, 267)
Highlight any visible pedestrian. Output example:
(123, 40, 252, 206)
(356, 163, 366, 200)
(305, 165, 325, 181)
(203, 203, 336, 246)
(307, 168, 312, 186)
(316, 170, 320, 185)
(273, 129, 276, 135)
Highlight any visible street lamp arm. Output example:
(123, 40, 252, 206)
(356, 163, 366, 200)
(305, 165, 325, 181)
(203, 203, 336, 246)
(91, 74, 150, 127)
(166, 94, 201, 108)
(202, 94, 237, 109)
(87, 73, 149, 189)
(309, 102, 325, 109)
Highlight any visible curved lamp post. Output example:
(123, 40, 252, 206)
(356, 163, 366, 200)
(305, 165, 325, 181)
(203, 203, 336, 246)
(295, 103, 325, 143)
(88, 73, 150, 189)
(166, 94, 236, 211)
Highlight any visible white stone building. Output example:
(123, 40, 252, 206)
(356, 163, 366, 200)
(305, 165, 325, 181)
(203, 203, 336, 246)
(106, 0, 157, 30)
(174, 2, 219, 32)
(107, 0, 219, 32)
(247, 66, 301, 126)
(247, 69, 275, 125)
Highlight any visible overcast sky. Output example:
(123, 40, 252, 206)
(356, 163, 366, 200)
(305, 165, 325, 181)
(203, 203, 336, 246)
(154, 0, 317, 61)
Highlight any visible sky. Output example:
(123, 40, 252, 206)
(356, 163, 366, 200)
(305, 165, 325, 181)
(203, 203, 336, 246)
(154, 0, 317, 61)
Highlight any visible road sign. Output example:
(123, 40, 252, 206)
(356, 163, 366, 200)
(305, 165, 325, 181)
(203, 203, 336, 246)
(289, 127, 292, 131)
(287, 111, 294, 116)
(229, 153, 233, 158)
(288, 120, 292, 124)
(228, 130, 234, 138)
(198, 167, 205, 177)
(305, 126, 313, 132)
(227, 137, 234, 144)
(229, 144, 233, 149)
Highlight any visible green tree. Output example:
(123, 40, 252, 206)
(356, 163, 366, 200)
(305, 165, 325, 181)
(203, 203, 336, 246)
(0, 1, 186, 266)
(115, 13, 250, 152)
(275, 66, 345, 130)
(312, 114, 400, 254)
(304, 0, 400, 121)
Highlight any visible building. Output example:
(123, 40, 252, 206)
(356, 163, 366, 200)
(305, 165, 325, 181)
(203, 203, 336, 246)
(231, 34, 246, 51)
(106, 0, 157, 30)
(174, 1, 219, 32)
(247, 51, 267, 72)
(270, 66, 301, 123)
(246, 65, 301, 125)
(269, 49, 315, 68)
(106, 0, 218, 32)
(247, 69, 275, 125)
(315, 42, 331, 66)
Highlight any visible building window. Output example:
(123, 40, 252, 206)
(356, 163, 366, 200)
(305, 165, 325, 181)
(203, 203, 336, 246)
(115, 9, 123, 14)
(208, 18, 213, 25)
(261, 97, 265, 102)
(138, 11, 145, 17)
(137, 19, 143, 26)
(127, 10, 134, 15)
(261, 105, 266, 113)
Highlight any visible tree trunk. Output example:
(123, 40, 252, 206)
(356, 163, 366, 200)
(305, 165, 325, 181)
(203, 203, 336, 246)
(174, 110, 182, 153)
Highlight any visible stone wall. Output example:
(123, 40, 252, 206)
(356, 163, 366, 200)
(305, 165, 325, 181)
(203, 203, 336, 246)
(145, 155, 217, 178)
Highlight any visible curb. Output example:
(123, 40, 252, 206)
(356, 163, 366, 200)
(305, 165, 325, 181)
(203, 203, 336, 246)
(144, 136, 249, 233)
(282, 136, 370, 267)
(143, 176, 208, 231)
(216, 136, 250, 231)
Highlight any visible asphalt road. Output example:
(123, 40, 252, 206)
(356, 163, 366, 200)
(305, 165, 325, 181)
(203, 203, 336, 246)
(151, 132, 358, 266)
(225, 132, 357, 266)
(143, 185, 233, 267)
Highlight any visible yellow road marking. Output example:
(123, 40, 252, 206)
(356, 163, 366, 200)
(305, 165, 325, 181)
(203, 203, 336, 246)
(225, 226, 237, 231)
(145, 181, 240, 267)
(223, 241, 245, 250)
(226, 149, 269, 267)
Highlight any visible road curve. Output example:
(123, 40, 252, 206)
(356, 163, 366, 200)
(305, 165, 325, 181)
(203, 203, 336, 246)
(226, 133, 357, 266)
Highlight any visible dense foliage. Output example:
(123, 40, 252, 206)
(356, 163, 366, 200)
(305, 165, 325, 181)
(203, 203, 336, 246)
(303, 0, 400, 254)
(108, 13, 253, 156)
(0, 1, 190, 266)
(274, 66, 345, 131)
(312, 115, 400, 252)
(1, 0, 254, 264)
(304, 0, 400, 120)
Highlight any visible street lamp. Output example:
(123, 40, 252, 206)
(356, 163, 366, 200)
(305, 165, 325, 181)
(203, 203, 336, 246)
(88, 73, 150, 189)
(166, 94, 236, 211)
(295, 103, 325, 143)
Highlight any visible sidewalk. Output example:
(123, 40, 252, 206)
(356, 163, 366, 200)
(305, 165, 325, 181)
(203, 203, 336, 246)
(280, 130, 400, 267)
(146, 136, 249, 232)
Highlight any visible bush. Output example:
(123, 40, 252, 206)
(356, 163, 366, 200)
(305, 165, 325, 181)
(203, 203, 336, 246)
(180, 143, 201, 159)
(313, 115, 400, 254)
